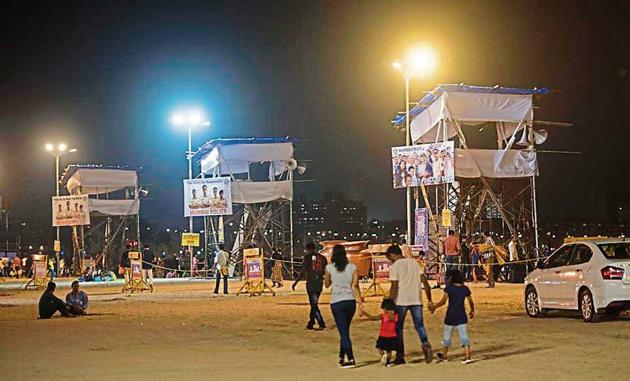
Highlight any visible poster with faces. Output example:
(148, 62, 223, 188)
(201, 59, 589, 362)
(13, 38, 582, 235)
(391, 141, 455, 189)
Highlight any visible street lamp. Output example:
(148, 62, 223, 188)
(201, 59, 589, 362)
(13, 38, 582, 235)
(392, 44, 437, 244)
(45, 143, 77, 252)
(170, 108, 209, 277)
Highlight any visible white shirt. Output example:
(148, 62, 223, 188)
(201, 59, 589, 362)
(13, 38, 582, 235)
(389, 257, 423, 306)
(326, 263, 356, 304)
(508, 240, 518, 261)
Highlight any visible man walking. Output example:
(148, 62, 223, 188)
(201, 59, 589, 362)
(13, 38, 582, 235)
(386, 245, 433, 365)
(214, 244, 229, 295)
(292, 242, 327, 330)
(507, 236, 518, 283)
(443, 230, 461, 272)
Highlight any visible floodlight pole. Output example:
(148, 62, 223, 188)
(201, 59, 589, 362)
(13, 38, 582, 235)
(405, 76, 412, 244)
(55, 155, 60, 243)
(188, 126, 194, 279)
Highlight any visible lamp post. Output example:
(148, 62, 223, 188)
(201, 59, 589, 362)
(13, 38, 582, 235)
(170, 109, 208, 278)
(393, 45, 437, 244)
(45, 143, 77, 260)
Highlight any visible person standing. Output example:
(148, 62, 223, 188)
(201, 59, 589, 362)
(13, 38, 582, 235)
(65, 280, 89, 315)
(507, 236, 518, 283)
(386, 245, 434, 366)
(443, 230, 461, 272)
(324, 244, 363, 368)
(12, 255, 21, 279)
(120, 244, 131, 285)
(39, 282, 74, 319)
(214, 244, 229, 295)
(460, 236, 471, 281)
(271, 249, 284, 288)
(292, 242, 327, 330)
(142, 244, 156, 290)
(482, 232, 496, 288)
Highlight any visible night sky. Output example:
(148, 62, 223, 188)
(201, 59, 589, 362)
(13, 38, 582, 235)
(1, 0, 628, 230)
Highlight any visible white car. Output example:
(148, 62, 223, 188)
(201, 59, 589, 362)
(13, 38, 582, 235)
(524, 239, 630, 322)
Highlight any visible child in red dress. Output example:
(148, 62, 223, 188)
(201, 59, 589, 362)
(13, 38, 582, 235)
(361, 298, 399, 366)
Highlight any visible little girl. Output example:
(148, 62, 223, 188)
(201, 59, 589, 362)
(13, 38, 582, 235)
(361, 298, 399, 366)
(429, 269, 475, 364)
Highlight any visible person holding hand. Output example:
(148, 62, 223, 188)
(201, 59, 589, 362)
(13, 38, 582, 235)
(429, 270, 475, 364)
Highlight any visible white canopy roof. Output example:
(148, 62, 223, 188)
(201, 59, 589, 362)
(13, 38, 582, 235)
(392, 85, 549, 144)
(198, 138, 295, 175)
(454, 149, 538, 178)
(65, 167, 138, 195)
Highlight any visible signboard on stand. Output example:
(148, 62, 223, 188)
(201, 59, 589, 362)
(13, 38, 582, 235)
(183, 177, 233, 217)
(123, 251, 150, 293)
(238, 248, 275, 296)
(441, 208, 452, 228)
(362, 255, 392, 298)
(52, 195, 90, 227)
(24, 254, 48, 290)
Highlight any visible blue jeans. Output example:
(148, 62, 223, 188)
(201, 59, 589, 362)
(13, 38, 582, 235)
(443, 324, 469, 347)
(445, 255, 459, 271)
(395, 305, 429, 360)
(331, 300, 356, 361)
(307, 292, 325, 327)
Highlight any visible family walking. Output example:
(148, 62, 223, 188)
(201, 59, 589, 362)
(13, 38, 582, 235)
(293, 243, 475, 368)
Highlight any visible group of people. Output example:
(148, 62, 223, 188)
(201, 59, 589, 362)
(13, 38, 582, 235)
(442, 230, 522, 287)
(292, 242, 475, 368)
(38, 280, 89, 319)
(393, 145, 455, 188)
(189, 184, 228, 210)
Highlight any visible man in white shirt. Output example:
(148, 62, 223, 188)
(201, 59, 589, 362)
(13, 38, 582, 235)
(386, 245, 434, 366)
(214, 244, 229, 295)
(507, 236, 518, 283)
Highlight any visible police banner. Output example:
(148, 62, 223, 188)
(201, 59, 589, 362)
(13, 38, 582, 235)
(183, 177, 233, 217)
(52, 195, 90, 227)
(414, 207, 429, 251)
(391, 141, 455, 188)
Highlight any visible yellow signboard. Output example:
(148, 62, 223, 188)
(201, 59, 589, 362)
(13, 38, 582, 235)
(181, 233, 200, 247)
(54, 240, 61, 252)
(441, 208, 452, 228)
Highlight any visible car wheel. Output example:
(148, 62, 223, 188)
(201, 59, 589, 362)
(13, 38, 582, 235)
(579, 289, 599, 323)
(525, 286, 543, 318)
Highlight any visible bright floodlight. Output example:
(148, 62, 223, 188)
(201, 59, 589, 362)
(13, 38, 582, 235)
(58, 143, 67, 152)
(407, 45, 437, 77)
(187, 110, 202, 125)
(68, 148, 77, 153)
(45, 143, 54, 151)
(392, 61, 402, 70)
(171, 113, 186, 127)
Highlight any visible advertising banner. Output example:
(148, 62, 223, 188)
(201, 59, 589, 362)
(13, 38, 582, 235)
(130, 252, 142, 280)
(441, 208, 452, 227)
(244, 249, 262, 280)
(372, 255, 391, 281)
(52, 195, 90, 227)
(391, 141, 455, 188)
(414, 208, 429, 251)
(184, 177, 232, 217)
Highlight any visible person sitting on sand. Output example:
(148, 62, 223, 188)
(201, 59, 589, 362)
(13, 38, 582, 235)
(65, 280, 89, 315)
(39, 282, 74, 319)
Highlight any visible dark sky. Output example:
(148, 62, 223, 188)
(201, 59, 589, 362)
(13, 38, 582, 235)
(1, 0, 628, 229)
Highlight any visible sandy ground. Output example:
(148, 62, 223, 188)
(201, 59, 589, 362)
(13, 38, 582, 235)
(0, 279, 628, 381)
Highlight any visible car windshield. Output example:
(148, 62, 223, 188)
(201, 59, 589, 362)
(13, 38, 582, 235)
(597, 243, 630, 260)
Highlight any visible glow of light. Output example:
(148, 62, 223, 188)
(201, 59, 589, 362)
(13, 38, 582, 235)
(45, 143, 54, 151)
(171, 113, 186, 127)
(58, 143, 67, 152)
(187, 110, 202, 125)
(392, 61, 402, 70)
(407, 45, 437, 77)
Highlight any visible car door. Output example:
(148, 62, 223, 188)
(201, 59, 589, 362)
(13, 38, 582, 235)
(538, 245, 574, 307)
(559, 244, 593, 308)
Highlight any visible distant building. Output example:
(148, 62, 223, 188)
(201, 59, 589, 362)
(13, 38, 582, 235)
(294, 191, 367, 245)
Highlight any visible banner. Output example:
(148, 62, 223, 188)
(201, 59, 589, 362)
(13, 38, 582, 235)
(181, 233, 200, 247)
(414, 208, 429, 251)
(183, 177, 233, 217)
(391, 141, 455, 188)
(372, 255, 391, 281)
(244, 248, 263, 280)
(52, 195, 90, 227)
